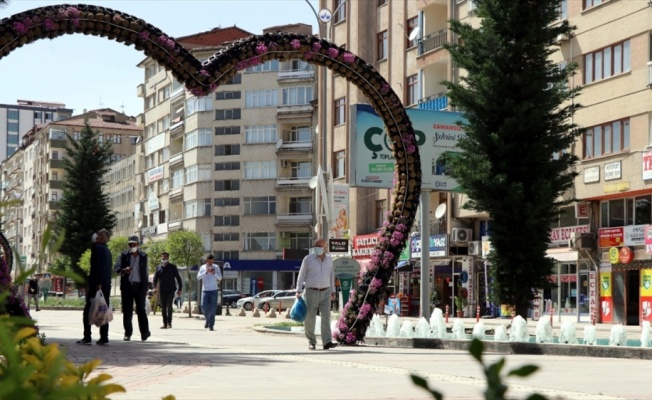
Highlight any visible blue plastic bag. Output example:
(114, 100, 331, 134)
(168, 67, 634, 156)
(290, 297, 307, 323)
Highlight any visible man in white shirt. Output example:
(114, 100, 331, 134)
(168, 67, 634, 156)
(295, 238, 338, 350)
(197, 255, 222, 331)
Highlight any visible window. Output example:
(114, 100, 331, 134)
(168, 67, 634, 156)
(214, 144, 241, 156)
(584, 40, 630, 84)
(214, 180, 240, 191)
(215, 161, 241, 171)
(184, 199, 211, 219)
(171, 169, 184, 189)
(635, 196, 652, 225)
(246, 60, 279, 72)
(214, 197, 240, 207)
(214, 215, 240, 226)
(214, 251, 239, 260)
(282, 87, 313, 106)
(185, 164, 212, 184)
(244, 196, 276, 215)
(145, 94, 156, 110)
(583, 118, 630, 159)
(334, 150, 346, 178)
(244, 232, 276, 251)
(157, 115, 170, 133)
(44, 112, 53, 120)
(158, 85, 170, 102)
(215, 108, 241, 120)
(49, 129, 66, 140)
(215, 126, 240, 136)
(52, 171, 58, 181)
(406, 16, 418, 48)
(583, 0, 602, 9)
(334, 97, 346, 125)
(287, 232, 312, 249)
(245, 89, 278, 108)
(51, 151, 59, 160)
(186, 97, 213, 115)
(288, 126, 311, 142)
(406, 75, 418, 106)
(245, 125, 277, 143)
(377, 30, 388, 61)
(185, 128, 212, 150)
(333, 0, 346, 23)
(224, 73, 242, 85)
(289, 197, 311, 214)
(290, 161, 312, 178)
(376, 199, 387, 228)
(244, 161, 277, 179)
(145, 63, 158, 79)
(216, 91, 242, 100)
(7, 109, 18, 120)
(214, 233, 239, 241)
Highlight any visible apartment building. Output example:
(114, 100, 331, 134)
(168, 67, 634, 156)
(138, 24, 316, 293)
(0, 100, 72, 162)
(1, 148, 24, 276)
(107, 149, 143, 240)
(319, 0, 652, 323)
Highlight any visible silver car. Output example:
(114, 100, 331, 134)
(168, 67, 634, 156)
(257, 290, 299, 311)
(236, 290, 282, 311)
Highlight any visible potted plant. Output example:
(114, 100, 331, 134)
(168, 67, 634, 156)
(454, 295, 468, 318)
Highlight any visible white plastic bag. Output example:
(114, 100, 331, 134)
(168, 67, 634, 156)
(145, 297, 152, 315)
(90, 291, 111, 327)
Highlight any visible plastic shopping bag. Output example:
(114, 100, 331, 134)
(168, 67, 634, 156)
(290, 297, 307, 323)
(145, 297, 152, 315)
(90, 291, 110, 327)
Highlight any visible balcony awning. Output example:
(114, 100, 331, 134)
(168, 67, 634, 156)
(546, 248, 578, 262)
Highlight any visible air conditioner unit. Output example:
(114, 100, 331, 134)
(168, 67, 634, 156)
(468, 241, 481, 256)
(555, 33, 569, 44)
(574, 233, 595, 250)
(452, 228, 472, 243)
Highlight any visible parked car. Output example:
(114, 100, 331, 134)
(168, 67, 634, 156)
(257, 290, 298, 311)
(236, 290, 283, 311)
(221, 290, 248, 308)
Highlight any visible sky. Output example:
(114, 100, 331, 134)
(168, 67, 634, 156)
(0, 0, 320, 117)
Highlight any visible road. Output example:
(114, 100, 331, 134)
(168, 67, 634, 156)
(30, 309, 652, 400)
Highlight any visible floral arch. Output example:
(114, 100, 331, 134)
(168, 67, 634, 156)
(0, 4, 421, 343)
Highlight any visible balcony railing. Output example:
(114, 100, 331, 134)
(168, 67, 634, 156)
(169, 153, 183, 167)
(418, 29, 448, 56)
(49, 158, 64, 169)
(50, 139, 67, 149)
(276, 177, 311, 188)
(418, 94, 448, 111)
(277, 139, 313, 152)
(49, 180, 64, 190)
(277, 68, 315, 82)
(168, 220, 183, 231)
(276, 213, 313, 225)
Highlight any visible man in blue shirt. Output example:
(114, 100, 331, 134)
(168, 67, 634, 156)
(197, 255, 222, 331)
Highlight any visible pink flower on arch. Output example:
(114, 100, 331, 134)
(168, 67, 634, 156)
(312, 42, 322, 52)
(327, 47, 339, 58)
(13, 22, 28, 35)
(389, 237, 401, 247)
(255, 42, 268, 55)
(138, 31, 151, 42)
(290, 39, 301, 49)
(66, 6, 80, 18)
(43, 19, 56, 31)
(380, 83, 391, 95)
(343, 52, 356, 63)
(370, 278, 383, 293)
(199, 69, 210, 77)
(406, 144, 417, 154)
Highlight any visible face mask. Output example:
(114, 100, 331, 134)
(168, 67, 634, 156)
(314, 247, 324, 256)
(161, 259, 168, 265)
(131, 246, 138, 253)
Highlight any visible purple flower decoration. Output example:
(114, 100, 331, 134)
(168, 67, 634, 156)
(43, 18, 56, 31)
(255, 42, 268, 55)
(389, 237, 401, 247)
(406, 144, 417, 154)
(304, 51, 314, 60)
(382, 251, 395, 264)
(71, 18, 80, 28)
(13, 22, 28, 35)
(396, 223, 408, 233)
(312, 42, 322, 52)
(392, 231, 404, 242)
(357, 303, 372, 319)
(199, 69, 210, 77)
(268, 42, 280, 51)
(327, 47, 339, 58)
(157, 34, 176, 50)
(291, 39, 301, 49)
(380, 83, 391, 95)
(343, 52, 356, 63)
(66, 6, 80, 18)
(370, 278, 383, 293)
(138, 31, 151, 42)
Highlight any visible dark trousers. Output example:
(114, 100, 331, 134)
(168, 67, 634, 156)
(121, 283, 149, 337)
(82, 286, 110, 341)
(159, 290, 175, 326)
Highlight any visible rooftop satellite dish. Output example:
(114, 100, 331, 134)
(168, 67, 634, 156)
(434, 203, 447, 219)
(309, 175, 319, 189)
(408, 26, 420, 41)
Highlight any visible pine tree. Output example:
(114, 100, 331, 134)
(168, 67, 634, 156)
(56, 120, 116, 283)
(444, 0, 581, 317)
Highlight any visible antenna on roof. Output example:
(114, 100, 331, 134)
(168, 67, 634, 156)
(120, 102, 125, 114)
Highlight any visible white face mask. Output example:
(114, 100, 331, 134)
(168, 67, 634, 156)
(131, 246, 138, 253)
(161, 259, 168, 265)
(314, 247, 324, 256)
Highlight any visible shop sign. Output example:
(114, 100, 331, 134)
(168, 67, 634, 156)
(410, 234, 448, 258)
(604, 161, 621, 181)
(643, 152, 652, 180)
(623, 225, 645, 246)
(575, 202, 589, 218)
(598, 227, 624, 248)
(608, 247, 620, 264)
(549, 224, 589, 244)
(642, 269, 652, 323)
(619, 246, 633, 264)
(583, 166, 600, 183)
(599, 271, 612, 323)
(352, 233, 380, 259)
(329, 239, 349, 253)
(589, 271, 597, 323)
(146, 165, 164, 184)
(645, 225, 652, 254)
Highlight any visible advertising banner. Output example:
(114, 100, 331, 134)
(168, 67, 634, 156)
(641, 269, 652, 323)
(643, 152, 652, 180)
(599, 272, 612, 323)
(598, 227, 624, 248)
(645, 225, 652, 254)
(350, 104, 467, 191)
(352, 233, 380, 260)
(410, 234, 448, 258)
(329, 184, 349, 239)
(333, 258, 361, 305)
(589, 271, 598, 323)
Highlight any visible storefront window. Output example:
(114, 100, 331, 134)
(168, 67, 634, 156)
(635, 195, 652, 225)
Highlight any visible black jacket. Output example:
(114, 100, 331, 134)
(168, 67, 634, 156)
(153, 262, 182, 293)
(89, 243, 112, 289)
(115, 249, 148, 293)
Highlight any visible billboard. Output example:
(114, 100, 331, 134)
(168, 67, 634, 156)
(349, 104, 467, 191)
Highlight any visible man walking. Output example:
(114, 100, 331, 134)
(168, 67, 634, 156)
(296, 238, 338, 350)
(197, 255, 221, 331)
(152, 252, 182, 329)
(26, 276, 40, 312)
(114, 235, 150, 341)
(77, 229, 112, 345)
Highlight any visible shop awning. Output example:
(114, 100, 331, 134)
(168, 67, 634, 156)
(396, 261, 411, 270)
(546, 248, 578, 262)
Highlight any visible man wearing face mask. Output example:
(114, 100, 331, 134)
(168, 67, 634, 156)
(152, 252, 182, 329)
(295, 238, 338, 350)
(114, 235, 150, 341)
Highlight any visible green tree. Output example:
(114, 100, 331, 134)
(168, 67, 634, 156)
(167, 230, 204, 316)
(142, 239, 168, 273)
(55, 120, 116, 284)
(443, 0, 580, 317)
(107, 236, 129, 267)
(77, 250, 91, 274)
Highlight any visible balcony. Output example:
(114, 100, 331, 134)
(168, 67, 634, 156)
(276, 213, 313, 226)
(48, 201, 61, 210)
(136, 83, 145, 98)
(276, 138, 313, 153)
(417, 94, 448, 111)
(168, 220, 183, 231)
(169, 153, 183, 167)
(49, 158, 64, 169)
(49, 180, 64, 190)
(277, 104, 313, 121)
(276, 177, 311, 190)
(50, 139, 67, 149)
(170, 117, 184, 136)
(277, 68, 315, 83)
(418, 30, 449, 56)
(169, 186, 183, 200)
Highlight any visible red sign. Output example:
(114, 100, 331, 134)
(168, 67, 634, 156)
(589, 271, 598, 323)
(548, 274, 577, 283)
(643, 152, 652, 180)
(575, 202, 589, 218)
(600, 297, 613, 323)
(642, 297, 652, 323)
(598, 227, 624, 248)
(619, 246, 633, 264)
(352, 233, 380, 259)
